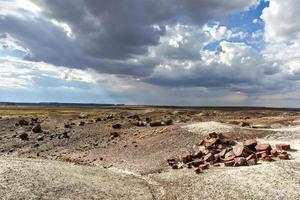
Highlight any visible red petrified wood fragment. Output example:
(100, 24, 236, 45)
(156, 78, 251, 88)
(276, 144, 290, 151)
(233, 144, 253, 157)
(255, 143, 272, 153)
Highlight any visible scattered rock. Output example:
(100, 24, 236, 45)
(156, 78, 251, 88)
(19, 132, 29, 140)
(18, 119, 29, 126)
(79, 121, 85, 126)
(37, 135, 44, 141)
(278, 153, 289, 160)
(112, 124, 122, 129)
(32, 124, 42, 133)
(110, 132, 119, 138)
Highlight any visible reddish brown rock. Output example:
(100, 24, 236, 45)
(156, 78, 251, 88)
(256, 151, 267, 158)
(279, 153, 289, 160)
(213, 163, 221, 167)
(234, 157, 247, 166)
(224, 160, 235, 167)
(224, 155, 235, 162)
(246, 154, 257, 161)
(225, 150, 235, 158)
(247, 158, 257, 166)
(190, 159, 204, 167)
(261, 153, 274, 162)
(271, 149, 278, 157)
(255, 143, 272, 153)
(203, 153, 214, 162)
(244, 139, 257, 150)
(193, 150, 204, 159)
(194, 167, 203, 174)
(171, 164, 179, 169)
(199, 163, 209, 170)
(233, 144, 253, 157)
(181, 153, 193, 164)
(276, 144, 290, 151)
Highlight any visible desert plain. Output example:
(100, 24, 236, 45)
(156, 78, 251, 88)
(0, 105, 299, 200)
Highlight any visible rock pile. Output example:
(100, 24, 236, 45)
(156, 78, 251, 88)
(130, 115, 172, 127)
(167, 133, 291, 174)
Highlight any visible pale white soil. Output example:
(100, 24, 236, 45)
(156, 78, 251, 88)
(182, 121, 234, 135)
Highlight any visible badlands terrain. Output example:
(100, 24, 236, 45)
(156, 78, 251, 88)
(0, 106, 299, 199)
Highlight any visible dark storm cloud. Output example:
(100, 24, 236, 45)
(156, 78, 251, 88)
(0, 0, 256, 74)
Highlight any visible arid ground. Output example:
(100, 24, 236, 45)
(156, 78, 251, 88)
(0, 106, 299, 199)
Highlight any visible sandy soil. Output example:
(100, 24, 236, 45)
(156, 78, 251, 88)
(0, 107, 299, 199)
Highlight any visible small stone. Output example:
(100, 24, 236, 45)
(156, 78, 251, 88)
(275, 144, 290, 151)
(234, 157, 247, 166)
(203, 153, 214, 162)
(19, 132, 29, 140)
(247, 158, 257, 166)
(194, 167, 203, 174)
(278, 153, 289, 160)
(255, 143, 272, 153)
(32, 124, 42, 133)
(199, 163, 209, 170)
(181, 153, 193, 164)
(79, 121, 85, 126)
(110, 132, 119, 138)
(171, 164, 178, 169)
(112, 124, 122, 129)
(224, 160, 235, 167)
(271, 149, 278, 157)
(18, 119, 29, 126)
(190, 159, 204, 167)
(213, 163, 221, 167)
(261, 153, 274, 162)
(246, 154, 257, 161)
(233, 144, 253, 157)
(244, 139, 257, 150)
(225, 150, 234, 158)
(37, 135, 44, 141)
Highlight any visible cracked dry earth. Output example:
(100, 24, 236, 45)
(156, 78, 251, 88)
(0, 106, 300, 200)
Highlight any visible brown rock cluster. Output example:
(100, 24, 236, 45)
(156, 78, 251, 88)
(130, 115, 172, 127)
(167, 133, 292, 174)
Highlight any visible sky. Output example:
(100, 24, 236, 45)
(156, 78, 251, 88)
(0, 0, 300, 107)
